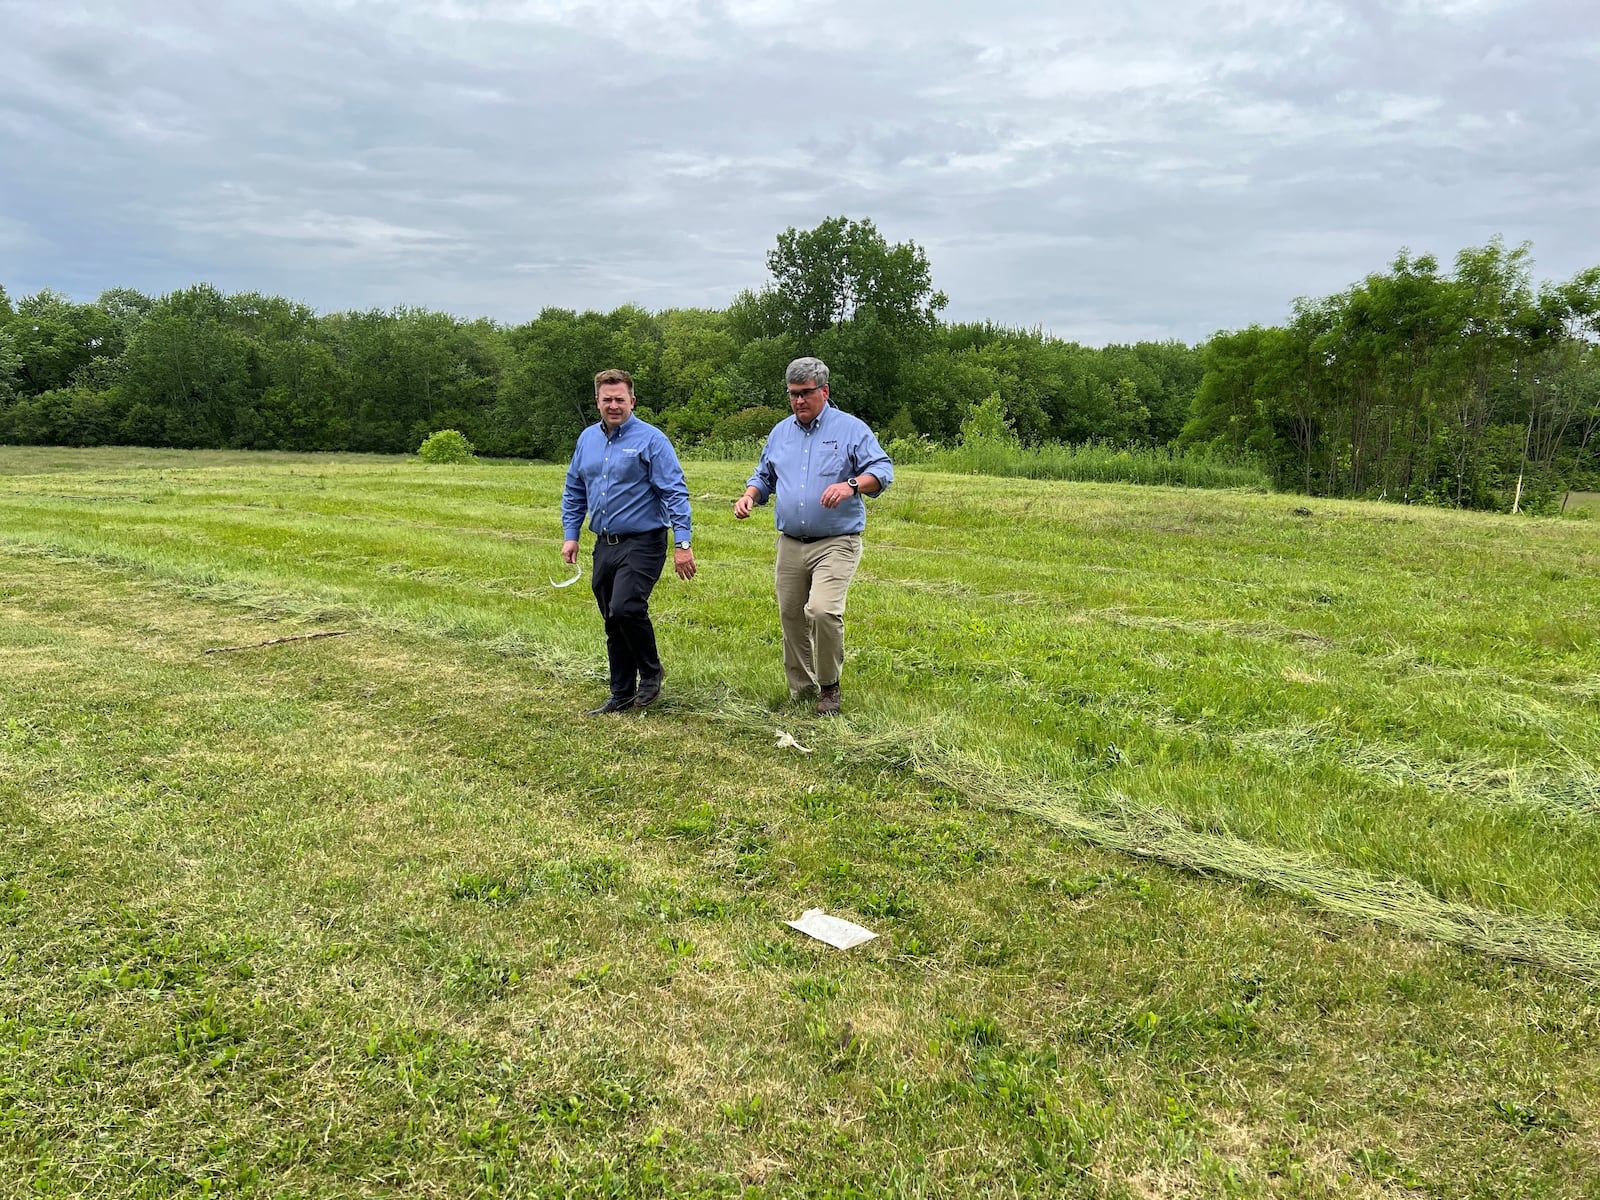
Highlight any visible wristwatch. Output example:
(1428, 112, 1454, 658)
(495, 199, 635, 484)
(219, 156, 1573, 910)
(675, 540, 691, 550)
(847, 477, 861, 495)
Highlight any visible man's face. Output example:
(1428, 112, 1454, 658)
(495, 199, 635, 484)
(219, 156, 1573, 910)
(596, 382, 636, 430)
(787, 378, 828, 424)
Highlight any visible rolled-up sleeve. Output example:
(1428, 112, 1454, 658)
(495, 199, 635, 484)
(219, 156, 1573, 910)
(851, 427, 894, 493)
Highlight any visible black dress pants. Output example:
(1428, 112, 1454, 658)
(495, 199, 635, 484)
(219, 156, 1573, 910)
(590, 529, 667, 699)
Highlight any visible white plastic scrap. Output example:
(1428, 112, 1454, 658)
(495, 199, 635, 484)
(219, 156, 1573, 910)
(549, 565, 582, 588)
(774, 729, 813, 754)
(786, 908, 877, 950)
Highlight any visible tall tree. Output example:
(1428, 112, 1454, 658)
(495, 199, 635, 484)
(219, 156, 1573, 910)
(0, 285, 19, 405)
(120, 286, 253, 447)
(9, 290, 116, 396)
(734, 217, 947, 425)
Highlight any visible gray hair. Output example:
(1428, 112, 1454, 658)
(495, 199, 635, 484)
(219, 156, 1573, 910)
(785, 357, 829, 389)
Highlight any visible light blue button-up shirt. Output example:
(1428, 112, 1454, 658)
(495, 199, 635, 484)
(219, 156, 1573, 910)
(745, 403, 893, 538)
(562, 416, 693, 544)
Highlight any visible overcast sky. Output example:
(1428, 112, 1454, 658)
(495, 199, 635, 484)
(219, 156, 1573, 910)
(2, 0, 1596, 344)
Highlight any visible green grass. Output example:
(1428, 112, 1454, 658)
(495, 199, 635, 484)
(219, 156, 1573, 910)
(685, 433, 1272, 489)
(924, 440, 1272, 489)
(1, 445, 1598, 1197)
(1562, 490, 1599, 516)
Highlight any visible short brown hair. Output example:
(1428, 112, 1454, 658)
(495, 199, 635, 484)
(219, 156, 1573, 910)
(593, 368, 634, 397)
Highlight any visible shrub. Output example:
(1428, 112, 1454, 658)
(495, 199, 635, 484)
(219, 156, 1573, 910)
(685, 435, 765, 462)
(959, 393, 1020, 450)
(417, 429, 475, 463)
(886, 434, 939, 465)
(709, 405, 788, 443)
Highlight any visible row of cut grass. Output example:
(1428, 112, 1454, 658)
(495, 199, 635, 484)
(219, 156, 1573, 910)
(3, 519, 1599, 1195)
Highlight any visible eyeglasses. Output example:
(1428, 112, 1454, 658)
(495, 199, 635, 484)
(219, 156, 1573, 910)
(786, 385, 823, 401)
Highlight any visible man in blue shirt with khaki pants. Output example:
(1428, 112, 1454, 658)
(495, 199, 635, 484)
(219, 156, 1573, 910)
(734, 357, 893, 716)
(562, 368, 696, 714)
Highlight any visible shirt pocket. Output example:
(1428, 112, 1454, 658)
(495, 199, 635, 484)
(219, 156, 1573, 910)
(817, 441, 847, 477)
(611, 448, 650, 487)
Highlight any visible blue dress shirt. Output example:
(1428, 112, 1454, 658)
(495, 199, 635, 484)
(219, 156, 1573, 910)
(745, 403, 894, 538)
(562, 416, 693, 543)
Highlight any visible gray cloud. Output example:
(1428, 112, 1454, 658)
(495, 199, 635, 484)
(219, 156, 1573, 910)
(1, 0, 1595, 342)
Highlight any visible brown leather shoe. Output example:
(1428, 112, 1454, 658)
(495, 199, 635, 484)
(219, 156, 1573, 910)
(815, 682, 841, 716)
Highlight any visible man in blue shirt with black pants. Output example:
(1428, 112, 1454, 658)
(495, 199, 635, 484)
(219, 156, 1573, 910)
(734, 357, 893, 716)
(562, 368, 695, 714)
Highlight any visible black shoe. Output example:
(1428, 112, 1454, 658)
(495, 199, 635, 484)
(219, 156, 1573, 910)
(587, 693, 636, 715)
(816, 683, 841, 716)
(633, 677, 663, 708)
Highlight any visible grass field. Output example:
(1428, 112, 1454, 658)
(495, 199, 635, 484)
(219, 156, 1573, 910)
(1563, 491, 1600, 516)
(1, 446, 1597, 1198)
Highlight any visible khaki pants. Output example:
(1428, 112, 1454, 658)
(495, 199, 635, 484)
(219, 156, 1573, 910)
(774, 533, 863, 697)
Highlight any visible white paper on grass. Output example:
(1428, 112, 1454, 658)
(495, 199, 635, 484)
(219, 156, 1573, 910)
(549, 565, 582, 588)
(774, 729, 813, 754)
(786, 908, 877, 950)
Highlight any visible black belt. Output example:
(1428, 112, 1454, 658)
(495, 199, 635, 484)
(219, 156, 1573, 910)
(782, 531, 853, 544)
(597, 527, 664, 545)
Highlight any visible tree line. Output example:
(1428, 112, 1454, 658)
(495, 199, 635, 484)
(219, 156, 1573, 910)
(1181, 240, 1600, 510)
(2, 219, 1596, 509)
(0, 218, 1198, 464)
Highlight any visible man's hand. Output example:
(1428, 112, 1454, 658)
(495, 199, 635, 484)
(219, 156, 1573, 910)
(819, 482, 855, 509)
(562, 539, 579, 565)
(674, 547, 696, 581)
(733, 492, 755, 519)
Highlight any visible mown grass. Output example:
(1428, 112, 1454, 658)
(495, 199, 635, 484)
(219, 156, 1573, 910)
(1, 445, 1598, 1198)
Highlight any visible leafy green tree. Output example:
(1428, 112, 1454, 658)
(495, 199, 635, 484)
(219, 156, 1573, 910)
(493, 308, 618, 459)
(0, 327, 20, 406)
(1449, 239, 1537, 505)
(1183, 326, 1271, 456)
(9, 290, 116, 396)
(706, 405, 788, 444)
(120, 286, 252, 447)
(960, 392, 1019, 449)
(1096, 378, 1149, 445)
(734, 217, 947, 426)
(94, 288, 153, 356)
(892, 349, 998, 442)
(0, 283, 17, 404)
(0, 386, 125, 446)
(1187, 238, 1600, 508)
(883, 406, 917, 442)
(653, 308, 740, 443)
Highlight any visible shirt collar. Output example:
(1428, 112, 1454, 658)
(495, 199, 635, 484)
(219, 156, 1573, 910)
(602, 415, 636, 440)
(794, 401, 830, 433)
